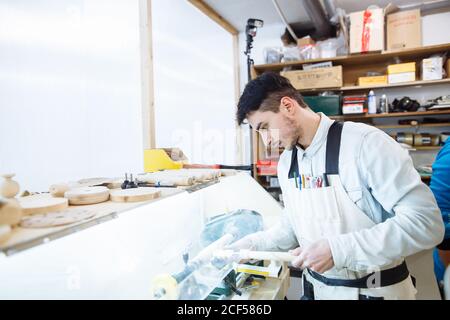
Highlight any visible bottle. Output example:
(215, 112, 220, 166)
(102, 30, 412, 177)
(368, 90, 377, 114)
(380, 94, 388, 113)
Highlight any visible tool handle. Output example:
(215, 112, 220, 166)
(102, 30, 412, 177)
(240, 250, 296, 262)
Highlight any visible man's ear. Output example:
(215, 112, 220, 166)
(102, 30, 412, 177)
(280, 97, 295, 115)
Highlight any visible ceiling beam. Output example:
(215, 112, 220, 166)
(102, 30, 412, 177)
(188, 0, 238, 35)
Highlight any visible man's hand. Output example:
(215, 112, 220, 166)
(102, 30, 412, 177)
(290, 239, 334, 273)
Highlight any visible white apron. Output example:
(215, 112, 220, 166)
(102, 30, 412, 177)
(283, 121, 417, 300)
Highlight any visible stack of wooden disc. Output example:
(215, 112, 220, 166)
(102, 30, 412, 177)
(64, 186, 110, 205)
(20, 208, 96, 228)
(0, 224, 11, 244)
(18, 194, 69, 216)
(110, 187, 161, 203)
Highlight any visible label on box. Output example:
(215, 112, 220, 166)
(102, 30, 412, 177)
(422, 57, 443, 81)
(281, 66, 343, 90)
(343, 104, 365, 114)
(303, 61, 333, 71)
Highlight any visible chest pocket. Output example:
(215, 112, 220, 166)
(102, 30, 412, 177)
(346, 188, 363, 206)
(345, 187, 377, 223)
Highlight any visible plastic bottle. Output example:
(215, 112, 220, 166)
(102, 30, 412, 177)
(380, 94, 388, 113)
(368, 90, 377, 114)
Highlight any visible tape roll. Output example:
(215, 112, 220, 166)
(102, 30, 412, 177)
(396, 132, 413, 146)
(151, 274, 179, 300)
(414, 133, 439, 146)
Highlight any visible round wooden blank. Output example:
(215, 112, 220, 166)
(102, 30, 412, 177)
(0, 224, 12, 244)
(64, 186, 110, 205)
(19, 194, 69, 216)
(20, 208, 96, 228)
(110, 188, 161, 203)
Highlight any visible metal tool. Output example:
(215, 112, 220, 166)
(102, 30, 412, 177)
(126, 174, 137, 189)
(121, 173, 129, 189)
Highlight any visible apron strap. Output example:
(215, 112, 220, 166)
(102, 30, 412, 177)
(288, 120, 344, 179)
(325, 121, 344, 175)
(288, 146, 299, 179)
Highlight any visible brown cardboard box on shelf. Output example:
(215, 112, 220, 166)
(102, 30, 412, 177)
(297, 36, 315, 47)
(349, 4, 397, 54)
(387, 62, 416, 74)
(281, 66, 343, 90)
(358, 75, 388, 86)
(386, 9, 421, 51)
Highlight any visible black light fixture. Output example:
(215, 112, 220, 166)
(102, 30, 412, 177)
(244, 18, 264, 82)
(243, 18, 263, 170)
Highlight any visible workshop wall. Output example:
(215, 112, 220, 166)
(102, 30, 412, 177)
(152, 0, 238, 166)
(0, 0, 144, 192)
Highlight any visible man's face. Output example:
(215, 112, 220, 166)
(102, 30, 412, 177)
(247, 98, 301, 151)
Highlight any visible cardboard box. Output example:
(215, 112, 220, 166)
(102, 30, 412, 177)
(297, 36, 315, 47)
(388, 72, 416, 84)
(349, 5, 397, 54)
(422, 57, 443, 80)
(387, 62, 416, 74)
(386, 9, 421, 51)
(281, 66, 343, 90)
(358, 75, 388, 86)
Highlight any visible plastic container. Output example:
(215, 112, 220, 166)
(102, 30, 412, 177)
(368, 90, 377, 114)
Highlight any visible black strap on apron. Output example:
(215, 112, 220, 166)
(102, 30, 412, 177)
(307, 261, 411, 289)
(325, 121, 344, 175)
(288, 121, 343, 179)
(288, 146, 299, 179)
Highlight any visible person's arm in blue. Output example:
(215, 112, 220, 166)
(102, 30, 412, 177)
(430, 140, 450, 250)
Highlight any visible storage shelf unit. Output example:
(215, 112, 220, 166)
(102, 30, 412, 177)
(294, 78, 450, 93)
(253, 43, 450, 73)
(251, 44, 450, 186)
(330, 109, 450, 121)
(375, 122, 450, 129)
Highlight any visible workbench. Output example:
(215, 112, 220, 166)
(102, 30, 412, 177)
(0, 173, 285, 299)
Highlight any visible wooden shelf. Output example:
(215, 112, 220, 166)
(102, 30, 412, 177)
(375, 122, 450, 129)
(251, 43, 450, 181)
(253, 43, 450, 73)
(299, 78, 450, 93)
(330, 109, 450, 120)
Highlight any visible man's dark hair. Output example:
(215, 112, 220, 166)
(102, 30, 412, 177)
(236, 72, 307, 125)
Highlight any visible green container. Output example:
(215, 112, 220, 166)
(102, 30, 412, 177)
(303, 95, 341, 116)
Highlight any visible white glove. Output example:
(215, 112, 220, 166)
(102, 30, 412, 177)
(226, 234, 258, 251)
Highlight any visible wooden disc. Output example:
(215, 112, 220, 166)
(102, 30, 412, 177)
(20, 208, 96, 228)
(0, 198, 23, 226)
(110, 187, 161, 203)
(49, 183, 70, 197)
(64, 186, 110, 205)
(0, 224, 12, 244)
(19, 194, 69, 216)
(77, 177, 114, 187)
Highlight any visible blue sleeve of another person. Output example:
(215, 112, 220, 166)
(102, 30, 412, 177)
(430, 140, 450, 240)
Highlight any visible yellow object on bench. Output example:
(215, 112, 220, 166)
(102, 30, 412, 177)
(143, 149, 183, 173)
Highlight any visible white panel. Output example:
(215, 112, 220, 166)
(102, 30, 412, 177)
(151, 0, 238, 165)
(0, 0, 144, 192)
